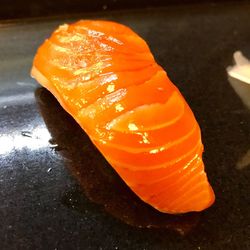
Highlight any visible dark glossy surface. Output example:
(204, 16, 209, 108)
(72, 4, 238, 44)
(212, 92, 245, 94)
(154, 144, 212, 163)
(0, 2, 250, 249)
(1, 0, 247, 20)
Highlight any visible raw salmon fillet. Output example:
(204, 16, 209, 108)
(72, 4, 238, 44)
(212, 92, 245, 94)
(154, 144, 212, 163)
(31, 20, 215, 213)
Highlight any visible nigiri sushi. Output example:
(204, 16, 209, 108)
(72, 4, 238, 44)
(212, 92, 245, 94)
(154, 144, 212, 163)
(31, 20, 215, 214)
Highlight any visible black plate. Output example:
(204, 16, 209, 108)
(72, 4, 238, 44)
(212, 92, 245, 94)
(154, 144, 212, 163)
(0, 2, 250, 249)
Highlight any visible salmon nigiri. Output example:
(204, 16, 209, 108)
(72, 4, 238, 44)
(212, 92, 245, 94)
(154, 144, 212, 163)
(31, 20, 215, 214)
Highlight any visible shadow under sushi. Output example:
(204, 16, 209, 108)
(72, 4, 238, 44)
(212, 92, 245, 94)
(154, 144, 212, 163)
(35, 87, 200, 235)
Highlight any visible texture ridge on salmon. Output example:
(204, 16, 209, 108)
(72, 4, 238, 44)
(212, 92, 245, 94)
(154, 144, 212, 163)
(31, 20, 215, 213)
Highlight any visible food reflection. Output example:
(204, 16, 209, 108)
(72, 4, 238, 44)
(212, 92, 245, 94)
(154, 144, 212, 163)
(236, 149, 250, 170)
(35, 87, 200, 235)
